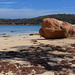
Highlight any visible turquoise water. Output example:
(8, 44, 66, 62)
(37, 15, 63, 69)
(0, 25, 41, 35)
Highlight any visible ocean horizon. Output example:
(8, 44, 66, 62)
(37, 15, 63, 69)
(0, 25, 41, 36)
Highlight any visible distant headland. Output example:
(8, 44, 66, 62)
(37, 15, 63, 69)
(0, 14, 75, 25)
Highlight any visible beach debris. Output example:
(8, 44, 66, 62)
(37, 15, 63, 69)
(29, 34, 33, 36)
(0, 61, 45, 75)
(0, 43, 75, 75)
(71, 44, 75, 47)
(2, 48, 7, 50)
(2, 35, 10, 37)
(29, 33, 39, 36)
(39, 18, 75, 39)
(31, 39, 37, 43)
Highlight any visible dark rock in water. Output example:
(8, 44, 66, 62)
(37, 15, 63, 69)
(39, 18, 75, 39)
(11, 31, 15, 33)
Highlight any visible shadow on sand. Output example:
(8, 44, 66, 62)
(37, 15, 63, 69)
(0, 43, 75, 75)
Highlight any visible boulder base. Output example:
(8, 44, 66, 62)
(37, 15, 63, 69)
(39, 18, 75, 39)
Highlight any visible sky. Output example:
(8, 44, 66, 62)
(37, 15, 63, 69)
(0, 0, 75, 19)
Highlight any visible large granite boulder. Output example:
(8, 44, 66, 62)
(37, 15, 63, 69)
(39, 18, 75, 39)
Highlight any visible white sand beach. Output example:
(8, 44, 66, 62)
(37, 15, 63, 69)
(0, 35, 75, 51)
(0, 35, 75, 75)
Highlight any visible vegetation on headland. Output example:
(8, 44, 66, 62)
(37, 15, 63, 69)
(0, 14, 75, 25)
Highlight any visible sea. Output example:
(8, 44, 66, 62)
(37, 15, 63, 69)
(0, 25, 41, 35)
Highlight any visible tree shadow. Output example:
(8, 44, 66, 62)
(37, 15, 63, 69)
(0, 44, 74, 72)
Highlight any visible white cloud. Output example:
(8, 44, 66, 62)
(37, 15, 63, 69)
(0, 2, 16, 4)
(0, 8, 74, 19)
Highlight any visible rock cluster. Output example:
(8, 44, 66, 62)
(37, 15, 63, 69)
(39, 18, 75, 39)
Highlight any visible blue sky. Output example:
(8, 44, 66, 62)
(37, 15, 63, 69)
(0, 0, 75, 18)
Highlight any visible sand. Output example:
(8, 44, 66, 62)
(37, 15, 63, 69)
(0, 34, 75, 75)
(0, 35, 75, 51)
(0, 35, 39, 51)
